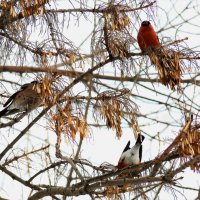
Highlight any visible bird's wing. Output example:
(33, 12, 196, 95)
(122, 140, 131, 153)
(3, 91, 20, 107)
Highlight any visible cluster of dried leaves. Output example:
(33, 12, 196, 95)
(95, 4, 134, 60)
(38, 75, 60, 106)
(179, 122, 200, 171)
(148, 47, 182, 90)
(95, 89, 138, 138)
(103, 5, 132, 59)
(48, 88, 138, 143)
(51, 102, 89, 140)
(0, 0, 46, 31)
(18, 0, 45, 18)
(1, 0, 45, 17)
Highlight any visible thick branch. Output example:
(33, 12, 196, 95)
(46, 1, 156, 14)
(0, 65, 200, 85)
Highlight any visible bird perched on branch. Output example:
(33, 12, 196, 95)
(117, 134, 145, 169)
(137, 21, 160, 51)
(0, 81, 42, 118)
(137, 20, 182, 90)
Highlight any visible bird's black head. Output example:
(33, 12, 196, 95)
(141, 21, 151, 27)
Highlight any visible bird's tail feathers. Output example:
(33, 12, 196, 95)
(135, 134, 145, 145)
(0, 107, 8, 118)
(0, 108, 19, 118)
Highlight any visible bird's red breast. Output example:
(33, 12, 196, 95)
(117, 159, 141, 169)
(137, 21, 161, 51)
(117, 161, 129, 169)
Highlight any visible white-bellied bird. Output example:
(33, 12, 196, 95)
(117, 134, 145, 169)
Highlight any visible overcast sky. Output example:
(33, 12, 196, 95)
(0, 0, 200, 199)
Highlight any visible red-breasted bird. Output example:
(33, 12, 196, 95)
(137, 21, 182, 90)
(0, 81, 42, 118)
(117, 134, 145, 169)
(137, 21, 160, 51)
